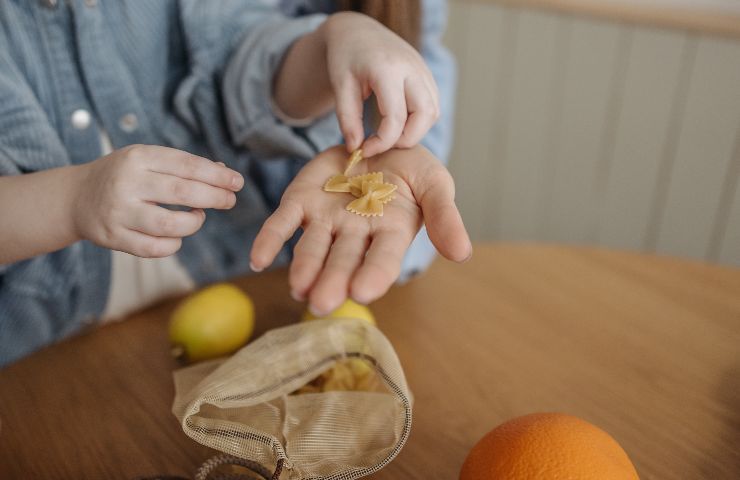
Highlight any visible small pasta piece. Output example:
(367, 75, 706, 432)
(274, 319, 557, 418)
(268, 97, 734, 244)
(343, 148, 364, 176)
(346, 196, 384, 217)
(322, 149, 398, 217)
(324, 173, 351, 193)
(348, 172, 383, 197)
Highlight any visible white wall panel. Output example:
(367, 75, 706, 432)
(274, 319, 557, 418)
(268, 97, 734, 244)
(445, 0, 740, 265)
(598, 29, 689, 250)
(497, 10, 568, 240)
(446, 3, 510, 240)
(540, 18, 624, 244)
(655, 37, 740, 258)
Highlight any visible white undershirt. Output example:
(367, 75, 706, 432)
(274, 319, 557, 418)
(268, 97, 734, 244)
(99, 133, 195, 322)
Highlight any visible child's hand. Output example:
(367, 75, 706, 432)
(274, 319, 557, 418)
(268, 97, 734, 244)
(73, 145, 243, 258)
(323, 12, 439, 157)
(250, 145, 471, 315)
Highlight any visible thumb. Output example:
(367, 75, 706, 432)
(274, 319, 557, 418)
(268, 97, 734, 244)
(416, 170, 472, 263)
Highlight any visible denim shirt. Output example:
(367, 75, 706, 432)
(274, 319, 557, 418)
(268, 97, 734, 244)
(0, 0, 455, 366)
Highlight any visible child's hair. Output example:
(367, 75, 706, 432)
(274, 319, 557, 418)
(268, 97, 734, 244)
(337, 0, 421, 48)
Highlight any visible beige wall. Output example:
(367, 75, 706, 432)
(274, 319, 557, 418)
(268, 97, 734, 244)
(445, 0, 740, 265)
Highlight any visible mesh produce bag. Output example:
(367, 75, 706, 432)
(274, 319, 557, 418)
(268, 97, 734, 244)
(172, 318, 412, 480)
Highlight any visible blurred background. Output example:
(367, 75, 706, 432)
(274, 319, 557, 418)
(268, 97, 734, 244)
(442, 0, 740, 265)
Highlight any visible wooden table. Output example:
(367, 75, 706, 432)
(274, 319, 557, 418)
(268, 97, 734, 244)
(1, 244, 739, 479)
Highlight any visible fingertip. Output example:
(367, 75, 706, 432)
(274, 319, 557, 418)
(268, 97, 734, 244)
(343, 127, 362, 153)
(360, 137, 381, 158)
(308, 286, 346, 317)
(424, 204, 472, 264)
(307, 299, 335, 318)
(231, 173, 244, 191)
(157, 237, 183, 258)
(451, 241, 473, 264)
(436, 227, 473, 264)
(249, 245, 269, 273)
(287, 269, 311, 303)
(249, 260, 264, 273)
(225, 192, 237, 209)
(192, 208, 207, 227)
(350, 268, 392, 305)
(350, 283, 378, 306)
(249, 238, 279, 273)
(307, 303, 324, 317)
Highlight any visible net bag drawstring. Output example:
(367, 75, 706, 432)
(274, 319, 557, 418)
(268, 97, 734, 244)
(138, 454, 284, 480)
(195, 454, 284, 480)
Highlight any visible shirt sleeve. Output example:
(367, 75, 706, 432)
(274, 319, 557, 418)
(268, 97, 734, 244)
(419, 0, 457, 165)
(222, 13, 330, 159)
(0, 48, 71, 274)
(173, 1, 330, 160)
(0, 50, 70, 177)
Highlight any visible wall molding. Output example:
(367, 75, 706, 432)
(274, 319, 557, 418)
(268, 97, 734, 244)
(455, 0, 740, 38)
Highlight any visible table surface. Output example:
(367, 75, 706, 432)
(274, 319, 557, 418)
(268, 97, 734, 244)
(1, 244, 739, 479)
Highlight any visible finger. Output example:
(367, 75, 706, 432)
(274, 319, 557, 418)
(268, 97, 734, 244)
(419, 63, 440, 114)
(350, 229, 413, 304)
(417, 171, 472, 263)
(127, 205, 206, 238)
(142, 173, 236, 210)
(335, 77, 365, 152)
(289, 222, 333, 301)
(362, 76, 407, 157)
(115, 229, 182, 258)
(395, 77, 438, 149)
(250, 200, 303, 272)
(146, 148, 243, 191)
(308, 232, 369, 316)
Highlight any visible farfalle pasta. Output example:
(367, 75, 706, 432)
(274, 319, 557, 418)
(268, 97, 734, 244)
(323, 149, 397, 217)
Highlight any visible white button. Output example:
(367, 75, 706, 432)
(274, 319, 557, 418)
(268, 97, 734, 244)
(71, 109, 91, 130)
(119, 113, 139, 133)
(41, 0, 58, 8)
(84, 0, 97, 6)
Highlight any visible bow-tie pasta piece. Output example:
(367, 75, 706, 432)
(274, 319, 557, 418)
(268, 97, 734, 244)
(348, 172, 383, 197)
(323, 149, 366, 193)
(362, 179, 396, 204)
(346, 194, 383, 217)
(322, 148, 398, 217)
(346, 181, 397, 217)
(324, 173, 352, 193)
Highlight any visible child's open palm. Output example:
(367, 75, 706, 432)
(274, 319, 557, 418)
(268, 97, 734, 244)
(250, 145, 472, 315)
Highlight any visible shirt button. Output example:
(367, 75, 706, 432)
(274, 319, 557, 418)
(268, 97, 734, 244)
(84, 0, 97, 6)
(41, 0, 57, 8)
(119, 113, 139, 133)
(71, 109, 92, 130)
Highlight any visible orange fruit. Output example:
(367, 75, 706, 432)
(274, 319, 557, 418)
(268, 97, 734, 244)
(460, 413, 639, 480)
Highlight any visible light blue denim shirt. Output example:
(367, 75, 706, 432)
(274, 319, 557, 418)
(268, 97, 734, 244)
(0, 0, 456, 366)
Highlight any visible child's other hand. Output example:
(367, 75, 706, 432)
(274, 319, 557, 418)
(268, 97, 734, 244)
(323, 12, 439, 158)
(73, 145, 243, 257)
(250, 145, 471, 315)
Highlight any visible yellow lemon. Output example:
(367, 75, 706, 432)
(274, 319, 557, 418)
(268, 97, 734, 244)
(169, 283, 255, 362)
(301, 299, 375, 325)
